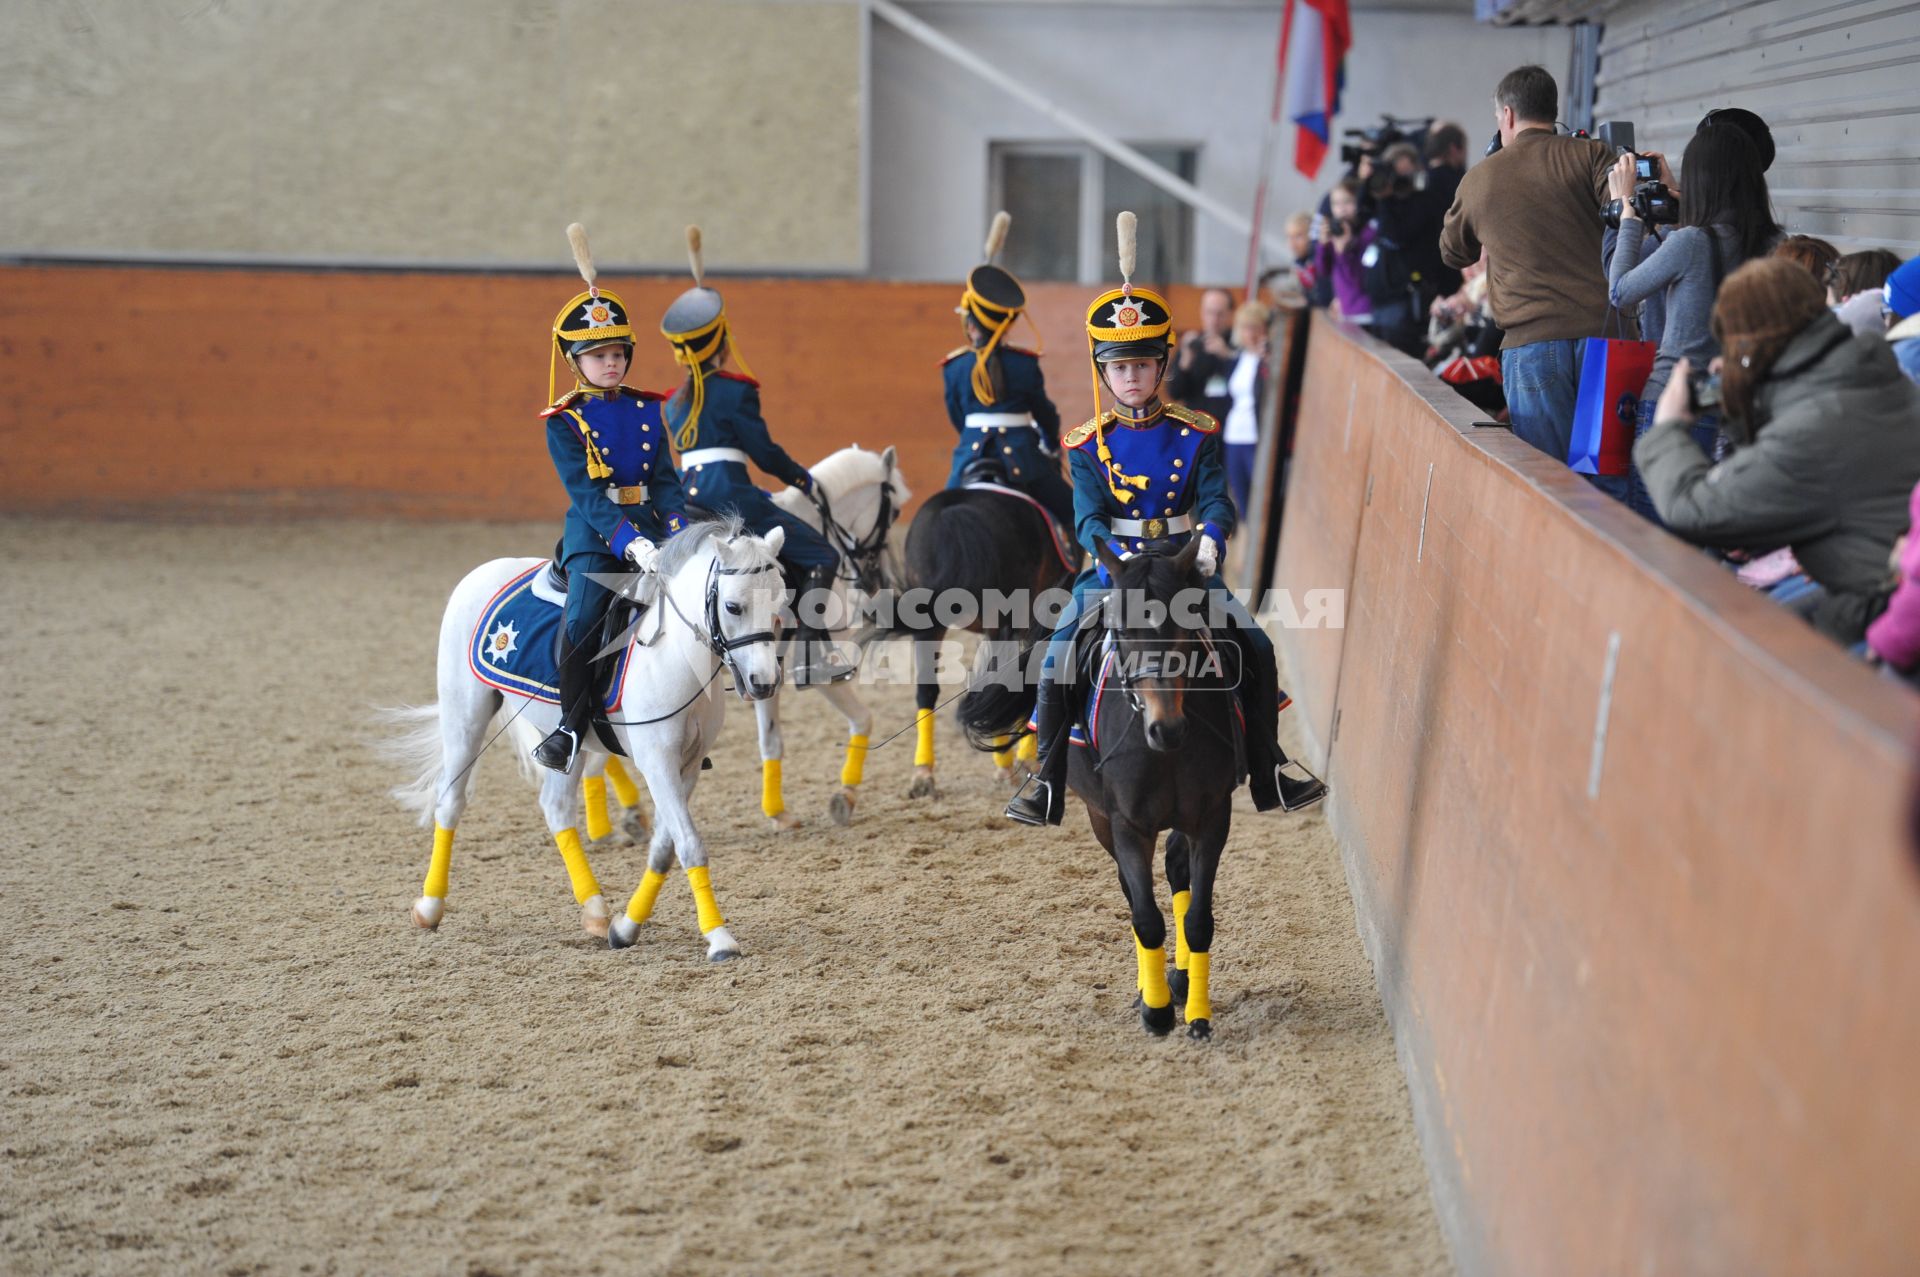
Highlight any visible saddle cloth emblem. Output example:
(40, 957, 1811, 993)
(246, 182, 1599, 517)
(467, 563, 636, 709)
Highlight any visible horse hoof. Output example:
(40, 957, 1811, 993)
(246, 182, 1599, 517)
(1141, 1001, 1175, 1036)
(410, 897, 444, 931)
(705, 926, 741, 962)
(580, 895, 611, 938)
(1187, 1019, 1213, 1041)
(607, 916, 639, 950)
(907, 770, 937, 800)
(995, 764, 1021, 789)
(1169, 968, 1189, 1004)
(769, 810, 802, 832)
(829, 789, 855, 827)
(619, 810, 649, 844)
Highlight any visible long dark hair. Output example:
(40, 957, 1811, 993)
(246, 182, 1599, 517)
(1680, 124, 1780, 264)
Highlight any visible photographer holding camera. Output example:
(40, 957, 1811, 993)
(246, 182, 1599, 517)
(1440, 66, 1623, 486)
(1365, 141, 1436, 356)
(1608, 122, 1781, 521)
(1636, 258, 1920, 644)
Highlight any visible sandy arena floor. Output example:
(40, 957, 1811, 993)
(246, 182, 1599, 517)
(0, 518, 1447, 1276)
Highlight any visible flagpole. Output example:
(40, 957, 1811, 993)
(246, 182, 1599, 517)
(1244, 1, 1293, 299)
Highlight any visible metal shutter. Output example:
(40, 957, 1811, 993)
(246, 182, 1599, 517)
(1591, 0, 1920, 254)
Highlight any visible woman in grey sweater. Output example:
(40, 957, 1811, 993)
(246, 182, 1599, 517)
(1607, 124, 1780, 522)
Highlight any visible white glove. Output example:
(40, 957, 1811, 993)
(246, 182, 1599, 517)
(625, 538, 659, 571)
(1195, 534, 1220, 578)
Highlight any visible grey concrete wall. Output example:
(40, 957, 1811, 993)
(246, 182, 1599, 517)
(869, 3, 1571, 284)
(0, 0, 864, 269)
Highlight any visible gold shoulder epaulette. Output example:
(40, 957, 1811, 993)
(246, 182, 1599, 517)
(941, 346, 973, 366)
(1165, 403, 1220, 432)
(1064, 411, 1113, 449)
(540, 387, 584, 418)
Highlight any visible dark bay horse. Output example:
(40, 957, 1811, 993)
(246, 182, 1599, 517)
(899, 485, 1079, 796)
(957, 536, 1238, 1038)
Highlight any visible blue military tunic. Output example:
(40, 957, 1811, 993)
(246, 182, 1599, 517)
(942, 344, 1075, 529)
(542, 385, 688, 641)
(663, 370, 837, 575)
(1042, 402, 1265, 684)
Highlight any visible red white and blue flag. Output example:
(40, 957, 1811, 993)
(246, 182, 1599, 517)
(1279, 0, 1352, 178)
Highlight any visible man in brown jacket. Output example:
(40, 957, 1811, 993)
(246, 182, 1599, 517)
(1441, 65, 1624, 494)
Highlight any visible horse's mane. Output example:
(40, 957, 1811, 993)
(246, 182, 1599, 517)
(809, 446, 909, 503)
(656, 513, 779, 578)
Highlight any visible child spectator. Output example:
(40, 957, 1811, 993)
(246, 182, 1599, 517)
(1222, 301, 1272, 516)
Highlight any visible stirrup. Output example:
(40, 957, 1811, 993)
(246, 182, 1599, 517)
(1004, 773, 1062, 827)
(1275, 758, 1327, 812)
(793, 641, 858, 687)
(532, 725, 580, 774)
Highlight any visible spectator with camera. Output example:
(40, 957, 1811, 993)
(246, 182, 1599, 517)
(1607, 121, 1780, 521)
(1167, 287, 1238, 422)
(1635, 257, 1920, 644)
(1315, 177, 1376, 327)
(1366, 141, 1439, 356)
(1440, 66, 1621, 488)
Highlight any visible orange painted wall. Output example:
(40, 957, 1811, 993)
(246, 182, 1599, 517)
(1277, 320, 1920, 1276)
(0, 264, 1215, 520)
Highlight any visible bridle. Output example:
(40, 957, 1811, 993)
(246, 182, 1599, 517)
(815, 477, 901, 596)
(654, 544, 782, 694)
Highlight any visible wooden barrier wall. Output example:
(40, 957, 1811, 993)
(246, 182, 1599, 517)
(1274, 320, 1920, 1276)
(0, 264, 1212, 521)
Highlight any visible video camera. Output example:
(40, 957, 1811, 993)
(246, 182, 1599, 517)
(1340, 115, 1434, 172)
(1596, 120, 1678, 228)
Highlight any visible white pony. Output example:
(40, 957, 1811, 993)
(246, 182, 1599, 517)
(577, 444, 911, 834)
(386, 518, 787, 961)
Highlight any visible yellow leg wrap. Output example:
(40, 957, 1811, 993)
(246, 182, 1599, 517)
(1135, 933, 1171, 1009)
(553, 827, 602, 904)
(422, 824, 454, 898)
(761, 758, 784, 818)
(1017, 732, 1038, 763)
(913, 707, 936, 768)
(604, 756, 640, 808)
(625, 867, 669, 925)
(1185, 951, 1212, 1022)
(993, 734, 1014, 770)
(686, 865, 725, 934)
(582, 776, 611, 841)
(1172, 890, 1193, 971)
(840, 734, 870, 787)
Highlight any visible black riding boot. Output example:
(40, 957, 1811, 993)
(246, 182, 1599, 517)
(1004, 673, 1069, 826)
(790, 566, 857, 688)
(1225, 624, 1328, 814)
(533, 636, 596, 773)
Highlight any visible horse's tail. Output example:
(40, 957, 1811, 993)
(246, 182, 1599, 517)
(376, 702, 461, 827)
(956, 619, 1051, 753)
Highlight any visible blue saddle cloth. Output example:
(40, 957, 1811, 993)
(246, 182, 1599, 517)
(468, 563, 636, 709)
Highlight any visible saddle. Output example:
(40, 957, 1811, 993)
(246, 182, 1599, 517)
(544, 545, 647, 756)
(955, 454, 1010, 488)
